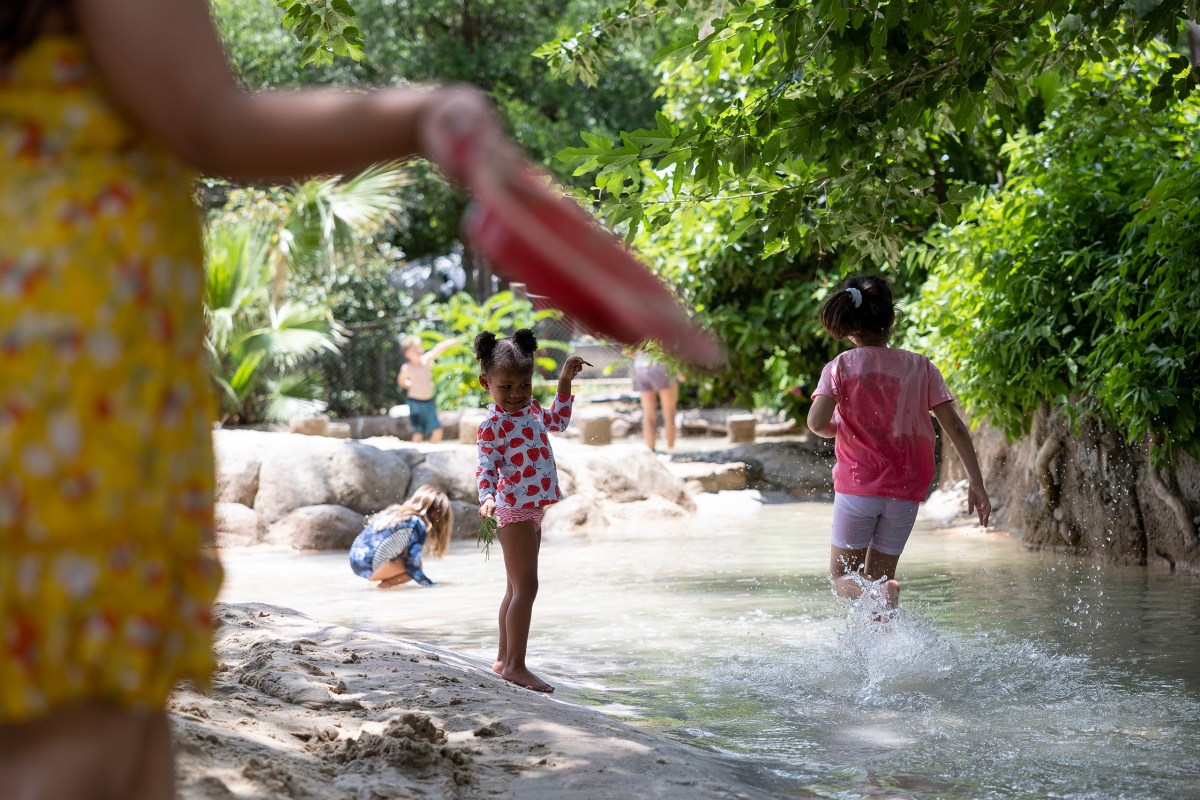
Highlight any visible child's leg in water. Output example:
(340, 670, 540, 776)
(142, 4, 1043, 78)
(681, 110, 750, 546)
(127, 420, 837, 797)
(494, 520, 553, 692)
(830, 546, 901, 609)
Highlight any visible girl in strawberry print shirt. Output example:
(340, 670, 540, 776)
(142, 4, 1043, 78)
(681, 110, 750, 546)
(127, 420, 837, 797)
(474, 328, 586, 693)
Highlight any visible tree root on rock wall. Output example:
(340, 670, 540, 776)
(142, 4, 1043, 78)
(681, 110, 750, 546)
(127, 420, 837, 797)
(1035, 433, 1063, 509)
(1148, 466, 1199, 550)
(1034, 432, 1074, 543)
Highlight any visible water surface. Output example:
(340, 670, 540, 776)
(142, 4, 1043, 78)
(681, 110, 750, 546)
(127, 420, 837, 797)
(220, 493, 1200, 799)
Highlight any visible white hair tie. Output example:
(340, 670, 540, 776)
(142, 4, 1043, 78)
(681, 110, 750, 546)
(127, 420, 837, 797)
(845, 287, 862, 308)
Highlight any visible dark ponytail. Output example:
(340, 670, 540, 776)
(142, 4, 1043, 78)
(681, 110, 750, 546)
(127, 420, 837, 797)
(818, 275, 895, 342)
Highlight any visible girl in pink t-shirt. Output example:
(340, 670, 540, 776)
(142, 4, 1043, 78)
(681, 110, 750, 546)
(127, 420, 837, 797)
(807, 276, 990, 612)
(474, 329, 586, 693)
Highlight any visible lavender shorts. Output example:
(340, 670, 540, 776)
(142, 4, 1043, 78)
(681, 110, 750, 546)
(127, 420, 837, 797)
(634, 362, 675, 392)
(830, 493, 920, 557)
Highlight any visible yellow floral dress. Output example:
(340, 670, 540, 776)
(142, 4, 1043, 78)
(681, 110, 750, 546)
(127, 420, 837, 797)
(0, 36, 223, 722)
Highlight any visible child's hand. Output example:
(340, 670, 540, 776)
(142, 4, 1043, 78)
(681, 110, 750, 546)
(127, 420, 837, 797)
(968, 483, 991, 527)
(418, 86, 520, 186)
(478, 497, 496, 519)
(559, 356, 589, 381)
(557, 355, 591, 395)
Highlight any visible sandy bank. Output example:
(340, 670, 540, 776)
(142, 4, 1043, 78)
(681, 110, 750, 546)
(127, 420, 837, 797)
(171, 602, 772, 799)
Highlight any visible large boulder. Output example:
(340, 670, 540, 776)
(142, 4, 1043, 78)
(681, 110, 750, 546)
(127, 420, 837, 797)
(328, 443, 413, 515)
(540, 443, 695, 534)
(213, 429, 267, 506)
(246, 433, 415, 522)
(408, 448, 480, 504)
(252, 435, 341, 523)
(450, 499, 481, 542)
(267, 504, 365, 551)
(214, 502, 266, 547)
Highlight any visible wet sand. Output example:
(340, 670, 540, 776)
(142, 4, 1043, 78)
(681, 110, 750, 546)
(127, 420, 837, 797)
(172, 602, 773, 799)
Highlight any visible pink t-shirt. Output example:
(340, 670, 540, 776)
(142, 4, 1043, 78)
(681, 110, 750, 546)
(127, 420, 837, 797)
(812, 347, 954, 502)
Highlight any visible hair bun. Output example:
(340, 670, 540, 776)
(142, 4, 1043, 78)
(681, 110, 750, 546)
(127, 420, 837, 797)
(513, 328, 538, 354)
(473, 331, 498, 361)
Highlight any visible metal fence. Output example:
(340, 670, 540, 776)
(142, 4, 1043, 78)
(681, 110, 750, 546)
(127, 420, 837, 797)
(315, 317, 411, 417)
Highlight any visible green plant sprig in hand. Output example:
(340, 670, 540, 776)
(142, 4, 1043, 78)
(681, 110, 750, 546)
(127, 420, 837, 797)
(478, 515, 497, 560)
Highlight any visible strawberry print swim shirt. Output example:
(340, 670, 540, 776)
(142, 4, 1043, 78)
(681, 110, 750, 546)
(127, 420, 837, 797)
(476, 393, 574, 510)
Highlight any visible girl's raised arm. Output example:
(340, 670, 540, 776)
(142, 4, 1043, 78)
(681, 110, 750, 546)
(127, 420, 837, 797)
(74, 0, 505, 181)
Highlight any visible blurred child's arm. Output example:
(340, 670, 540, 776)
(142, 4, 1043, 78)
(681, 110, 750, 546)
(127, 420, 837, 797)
(77, 0, 512, 181)
(931, 402, 991, 527)
(807, 395, 838, 438)
(422, 337, 460, 364)
(398, 364, 411, 389)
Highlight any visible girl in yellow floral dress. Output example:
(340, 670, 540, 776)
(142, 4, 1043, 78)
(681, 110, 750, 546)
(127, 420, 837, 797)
(0, 1, 525, 796)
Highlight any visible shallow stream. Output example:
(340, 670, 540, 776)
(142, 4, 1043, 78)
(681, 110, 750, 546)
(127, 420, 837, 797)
(219, 493, 1200, 799)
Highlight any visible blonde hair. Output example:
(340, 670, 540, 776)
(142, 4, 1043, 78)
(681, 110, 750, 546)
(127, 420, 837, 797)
(400, 334, 422, 352)
(377, 484, 453, 558)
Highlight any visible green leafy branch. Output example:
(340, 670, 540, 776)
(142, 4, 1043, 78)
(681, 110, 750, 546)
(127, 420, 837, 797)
(273, 0, 365, 68)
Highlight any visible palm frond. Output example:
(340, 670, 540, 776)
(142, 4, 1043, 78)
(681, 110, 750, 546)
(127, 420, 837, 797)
(261, 369, 328, 424)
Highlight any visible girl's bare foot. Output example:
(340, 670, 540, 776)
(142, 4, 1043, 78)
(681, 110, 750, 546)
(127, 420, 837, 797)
(375, 574, 411, 589)
(492, 659, 504, 674)
(499, 666, 554, 693)
(882, 579, 900, 609)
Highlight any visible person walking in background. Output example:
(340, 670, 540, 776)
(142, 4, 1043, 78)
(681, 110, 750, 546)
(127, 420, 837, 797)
(0, 0, 569, 796)
(349, 486, 453, 589)
(474, 329, 586, 693)
(634, 350, 682, 451)
(398, 334, 460, 443)
(807, 275, 990, 613)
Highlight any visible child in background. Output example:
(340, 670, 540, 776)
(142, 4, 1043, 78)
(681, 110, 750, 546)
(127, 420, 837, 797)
(398, 334, 460, 443)
(474, 329, 586, 693)
(350, 486, 453, 589)
(633, 350, 683, 451)
(0, 0, 554, 796)
(807, 275, 990, 612)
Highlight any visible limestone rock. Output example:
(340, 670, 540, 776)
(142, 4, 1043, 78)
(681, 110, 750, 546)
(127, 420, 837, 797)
(253, 435, 341, 523)
(409, 448, 480, 504)
(457, 410, 489, 444)
(576, 414, 613, 446)
(213, 429, 266, 507)
(450, 499, 480, 542)
(664, 461, 748, 493)
(214, 502, 266, 547)
(726, 413, 757, 444)
(328, 443, 412, 515)
(267, 504, 365, 551)
(692, 441, 834, 494)
(289, 415, 330, 436)
(345, 415, 408, 440)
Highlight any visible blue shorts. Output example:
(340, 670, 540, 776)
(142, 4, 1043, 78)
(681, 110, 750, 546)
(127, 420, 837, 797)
(408, 398, 441, 436)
